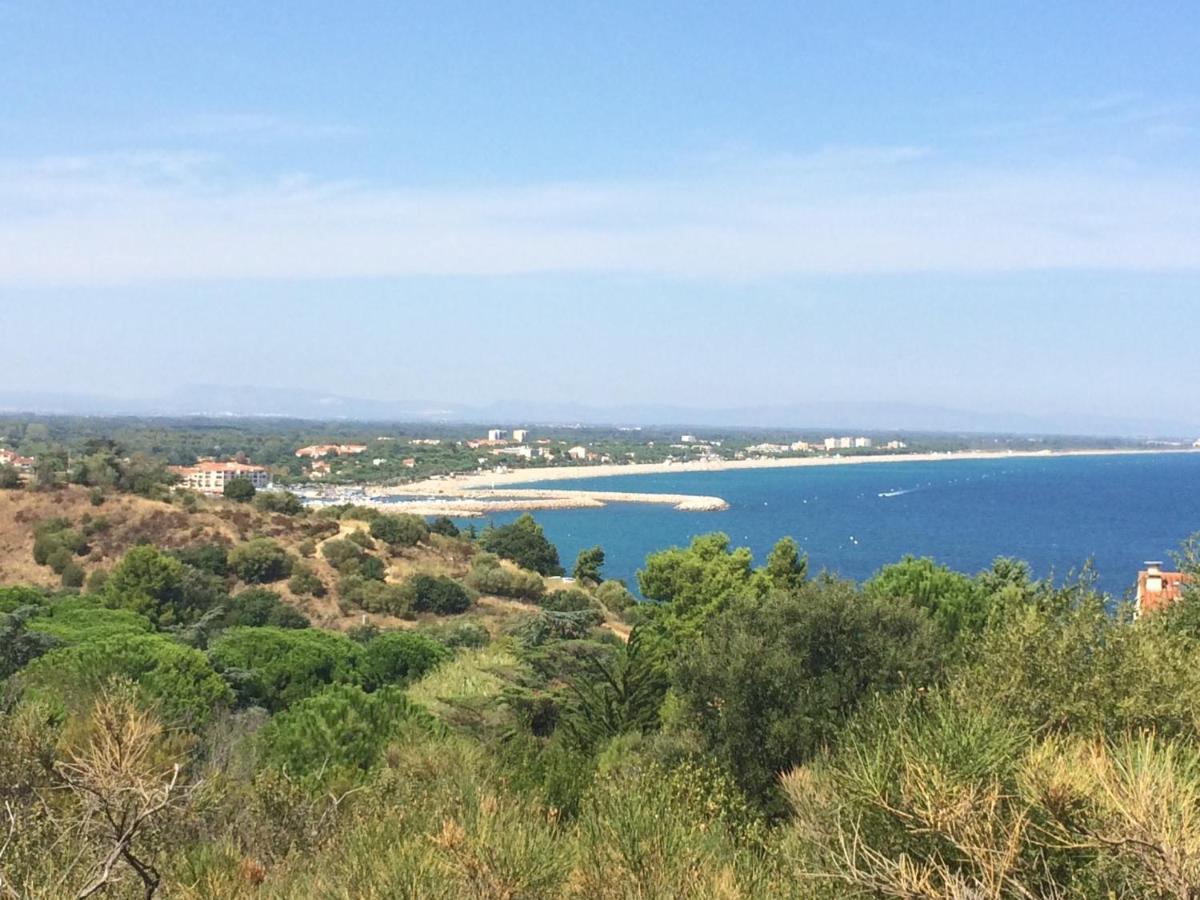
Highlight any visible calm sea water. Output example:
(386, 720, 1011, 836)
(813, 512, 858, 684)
(455, 453, 1200, 598)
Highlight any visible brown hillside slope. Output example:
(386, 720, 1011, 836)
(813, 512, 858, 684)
(0, 487, 623, 638)
(0, 485, 342, 584)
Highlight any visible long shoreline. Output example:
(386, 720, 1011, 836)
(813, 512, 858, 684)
(340, 447, 1198, 517)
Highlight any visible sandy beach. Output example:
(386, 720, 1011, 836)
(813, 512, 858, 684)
(347, 447, 1198, 516)
(403, 447, 1199, 491)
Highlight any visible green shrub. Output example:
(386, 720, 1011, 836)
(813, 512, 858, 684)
(1, 606, 62, 678)
(865, 555, 989, 639)
(255, 490, 304, 515)
(347, 529, 376, 550)
(573, 545, 605, 584)
(637, 532, 757, 644)
(223, 589, 310, 630)
(223, 477, 256, 502)
(419, 619, 491, 650)
(45, 546, 74, 575)
(369, 513, 429, 547)
(170, 543, 230, 576)
(27, 597, 152, 643)
(404, 574, 474, 615)
(297, 538, 317, 558)
(674, 580, 943, 811)
(361, 631, 450, 689)
(428, 515, 460, 537)
(480, 514, 563, 575)
(207, 626, 363, 712)
(339, 576, 411, 616)
(258, 684, 435, 780)
(464, 553, 545, 601)
(321, 538, 383, 579)
(83, 568, 108, 595)
(0, 466, 21, 489)
(103, 544, 187, 626)
(18, 632, 231, 726)
(0, 586, 45, 614)
(515, 609, 605, 645)
(31, 519, 87, 569)
(60, 561, 85, 589)
(228, 538, 293, 584)
(541, 588, 597, 613)
(959, 577, 1200, 740)
(287, 561, 326, 597)
(595, 579, 638, 613)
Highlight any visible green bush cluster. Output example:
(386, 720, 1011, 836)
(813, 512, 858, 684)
(32, 518, 88, 576)
(369, 512, 429, 547)
(8, 526, 1200, 899)
(228, 537, 293, 584)
(404, 573, 475, 615)
(323, 538, 385, 580)
(287, 560, 326, 597)
(464, 552, 545, 601)
(480, 514, 563, 575)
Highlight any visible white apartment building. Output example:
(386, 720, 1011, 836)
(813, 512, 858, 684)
(170, 461, 270, 495)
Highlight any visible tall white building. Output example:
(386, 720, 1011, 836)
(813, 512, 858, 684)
(512, 429, 529, 443)
(487, 429, 508, 442)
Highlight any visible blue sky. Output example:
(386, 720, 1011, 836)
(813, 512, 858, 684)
(1, 2, 1198, 422)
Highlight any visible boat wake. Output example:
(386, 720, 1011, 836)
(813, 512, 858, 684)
(878, 487, 916, 498)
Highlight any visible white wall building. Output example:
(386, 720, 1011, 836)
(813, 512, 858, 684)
(170, 461, 270, 495)
(487, 429, 508, 442)
(512, 429, 529, 443)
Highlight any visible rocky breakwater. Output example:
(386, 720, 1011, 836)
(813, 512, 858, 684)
(358, 485, 730, 516)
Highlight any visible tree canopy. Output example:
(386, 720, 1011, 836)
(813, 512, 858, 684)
(480, 514, 563, 576)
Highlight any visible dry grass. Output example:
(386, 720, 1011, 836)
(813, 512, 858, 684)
(0, 486, 629, 641)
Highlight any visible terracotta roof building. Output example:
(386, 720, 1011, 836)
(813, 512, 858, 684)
(295, 444, 368, 459)
(0, 448, 36, 469)
(1135, 561, 1192, 615)
(169, 460, 270, 495)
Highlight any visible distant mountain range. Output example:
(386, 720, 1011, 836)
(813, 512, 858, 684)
(0, 385, 1195, 440)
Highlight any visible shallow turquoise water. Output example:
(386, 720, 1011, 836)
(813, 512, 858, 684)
(448, 453, 1200, 597)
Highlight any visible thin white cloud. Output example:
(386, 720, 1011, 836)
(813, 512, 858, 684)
(0, 146, 1197, 285)
(152, 113, 363, 143)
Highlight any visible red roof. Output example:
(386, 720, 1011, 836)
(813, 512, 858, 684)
(0, 448, 35, 467)
(170, 460, 266, 474)
(1137, 569, 1192, 614)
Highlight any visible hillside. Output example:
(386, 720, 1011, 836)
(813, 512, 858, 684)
(0, 485, 626, 636)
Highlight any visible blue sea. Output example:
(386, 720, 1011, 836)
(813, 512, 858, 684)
(460, 453, 1200, 599)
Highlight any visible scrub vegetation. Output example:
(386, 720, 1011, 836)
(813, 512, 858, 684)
(4, 466, 1200, 898)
